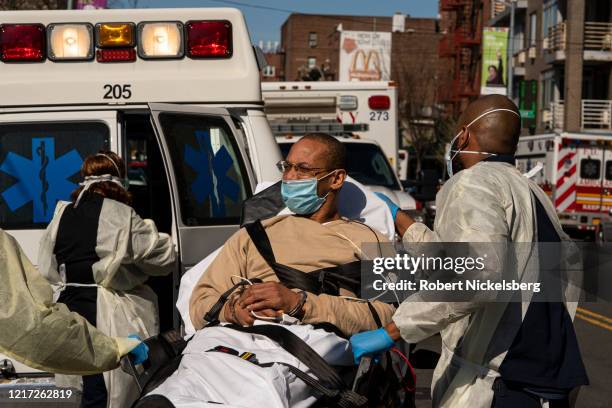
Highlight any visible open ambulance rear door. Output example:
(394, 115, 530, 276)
(148, 103, 256, 270)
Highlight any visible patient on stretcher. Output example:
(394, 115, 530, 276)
(189, 133, 395, 336)
(145, 134, 397, 407)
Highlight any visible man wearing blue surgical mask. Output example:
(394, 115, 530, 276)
(189, 133, 396, 337)
(353, 96, 588, 408)
(278, 134, 346, 218)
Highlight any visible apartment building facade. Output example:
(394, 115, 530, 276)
(489, 0, 612, 135)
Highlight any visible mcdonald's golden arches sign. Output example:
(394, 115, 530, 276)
(339, 30, 392, 82)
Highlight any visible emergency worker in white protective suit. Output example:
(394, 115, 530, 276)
(38, 152, 177, 408)
(350, 95, 589, 408)
(0, 229, 146, 375)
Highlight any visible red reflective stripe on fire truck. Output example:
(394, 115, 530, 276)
(556, 164, 577, 189)
(557, 152, 575, 171)
(556, 183, 576, 206)
(575, 185, 607, 193)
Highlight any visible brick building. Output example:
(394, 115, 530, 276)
(269, 12, 440, 85)
(488, 0, 612, 135)
(261, 51, 284, 82)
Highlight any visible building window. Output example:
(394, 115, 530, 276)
(308, 32, 317, 48)
(542, 1, 558, 39)
(529, 13, 537, 47)
(541, 71, 555, 110)
(513, 21, 525, 52)
(262, 65, 276, 77)
(307, 57, 317, 69)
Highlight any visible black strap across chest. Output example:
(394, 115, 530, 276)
(244, 219, 363, 296)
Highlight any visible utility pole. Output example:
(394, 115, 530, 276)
(507, 0, 516, 99)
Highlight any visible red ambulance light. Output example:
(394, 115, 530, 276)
(368, 95, 390, 110)
(0, 24, 45, 62)
(96, 48, 136, 63)
(186, 20, 232, 58)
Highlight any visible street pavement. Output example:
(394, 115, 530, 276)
(573, 301, 612, 408)
(412, 300, 612, 408)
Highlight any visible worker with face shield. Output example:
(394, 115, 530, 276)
(351, 95, 588, 407)
(38, 151, 177, 408)
(0, 229, 147, 376)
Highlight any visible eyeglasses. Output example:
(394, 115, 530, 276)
(276, 160, 330, 177)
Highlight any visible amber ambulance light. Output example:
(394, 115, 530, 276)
(186, 20, 232, 58)
(0, 24, 45, 62)
(368, 95, 391, 110)
(138, 22, 183, 59)
(96, 23, 135, 47)
(48, 23, 93, 61)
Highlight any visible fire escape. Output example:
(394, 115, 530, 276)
(439, 0, 483, 107)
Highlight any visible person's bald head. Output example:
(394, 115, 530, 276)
(457, 95, 521, 155)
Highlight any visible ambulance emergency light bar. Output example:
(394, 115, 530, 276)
(0, 20, 231, 62)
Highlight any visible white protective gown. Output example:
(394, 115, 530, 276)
(0, 229, 138, 374)
(38, 198, 177, 408)
(393, 161, 582, 408)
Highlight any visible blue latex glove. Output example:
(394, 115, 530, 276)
(127, 334, 149, 365)
(374, 192, 400, 221)
(350, 328, 395, 364)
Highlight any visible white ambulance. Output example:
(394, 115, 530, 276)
(516, 133, 612, 239)
(261, 81, 407, 177)
(0, 7, 281, 378)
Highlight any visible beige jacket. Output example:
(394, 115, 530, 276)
(393, 161, 581, 408)
(190, 215, 395, 336)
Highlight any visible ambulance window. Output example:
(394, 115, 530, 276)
(0, 122, 109, 229)
(606, 161, 612, 180)
(345, 143, 400, 189)
(158, 113, 250, 226)
(580, 159, 601, 179)
(278, 142, 292, 158)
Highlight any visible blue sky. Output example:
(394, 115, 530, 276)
(113, 0, 439, 43)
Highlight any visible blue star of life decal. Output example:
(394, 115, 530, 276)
(0, 137, 82, 223)
(184, 130, 240, 217)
